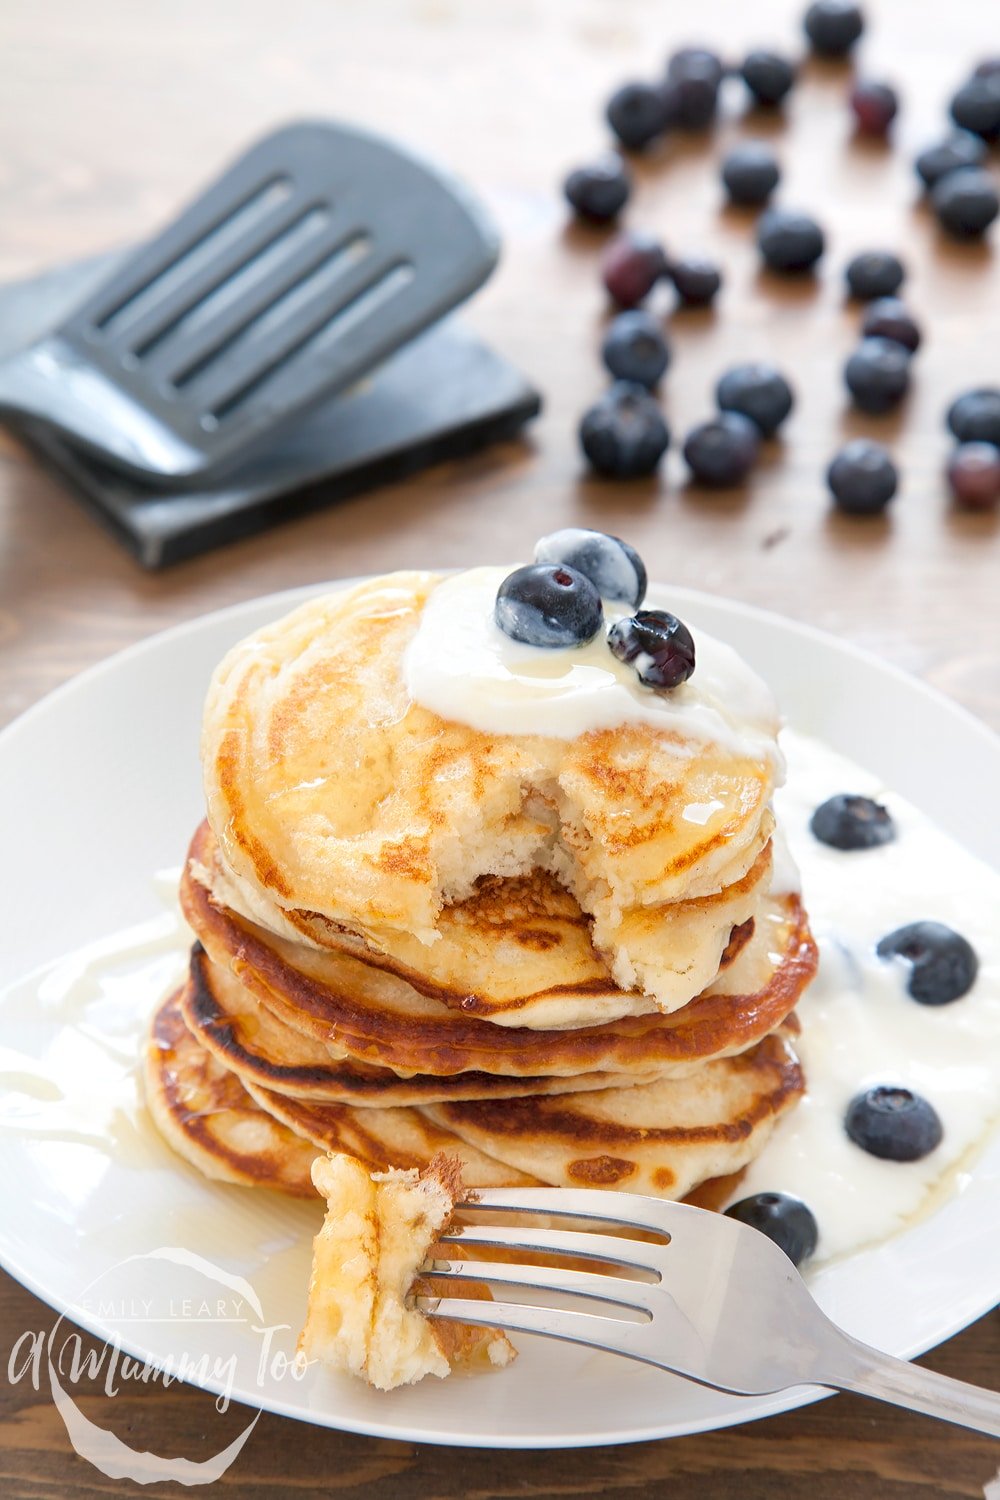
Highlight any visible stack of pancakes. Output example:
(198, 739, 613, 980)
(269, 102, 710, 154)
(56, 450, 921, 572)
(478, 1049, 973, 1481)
(147, 572, 817, 1205)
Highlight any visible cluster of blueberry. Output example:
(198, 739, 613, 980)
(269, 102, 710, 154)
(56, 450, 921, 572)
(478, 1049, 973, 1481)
(563, 2, 1000, 516)
(493, 530, 697, 691)
(727, 789, 979, 1267)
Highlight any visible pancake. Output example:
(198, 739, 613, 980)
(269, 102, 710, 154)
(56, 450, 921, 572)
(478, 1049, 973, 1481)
(182, 847, 818, 1080)
(199, 822, 776, 1026)
(143, 989, 319, 1196)
(201, 572, 780, 1016)
(299, 1153, 516, 1390)
(421, 1027, 804, 1201)
(180, 946, 665, 1103)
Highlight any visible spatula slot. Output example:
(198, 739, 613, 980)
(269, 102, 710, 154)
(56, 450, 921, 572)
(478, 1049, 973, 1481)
(91, 176, 294, 337)
(207, 259, 414, 424)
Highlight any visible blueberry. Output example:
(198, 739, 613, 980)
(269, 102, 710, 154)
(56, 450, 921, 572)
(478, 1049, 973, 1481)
(601, 310, 671, 387)
(579, 381, 670, 478)
(850, 80, 899, 136)
(949, 75, 1000, 141)
(810, 793, 896, 850)
(722, 142, 781, 206)
(845, 1086, 943, 1163)
(860, 298, 921, 354)
(931, 167, 1000, 239)
(564, 157, 631, 223)
(757, 208, 825, 272)
(724, 1192, 819, 1267)
(914, 132, 987, 190)
(845, 250, 905, 301)
(667, 254, 723, 307)
(826, 440, 898, 514)
(974, 59, 1000, 80)
(606, 81, 669, 151)
(844, 338, 911, 414)
(947, 387, 1000, 447)
(715, 362, 794, 437)
(803, 0, 864, 57)
(683, 412, 760, 486)
(534, 528, 647, 608)
(601, 231, 669, 307)
(607, 609, 696, 689)
(495, 564, 603, 649)
(666, 46, 725, 91)
(661, 50, 721, 130)
(740, 49, 797, 107)
(877, 921, 979, 1005)
(946, 443, 1000, 510)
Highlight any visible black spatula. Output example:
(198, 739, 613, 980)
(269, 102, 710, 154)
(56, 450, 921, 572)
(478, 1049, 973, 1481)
(0, 121, 498, 486)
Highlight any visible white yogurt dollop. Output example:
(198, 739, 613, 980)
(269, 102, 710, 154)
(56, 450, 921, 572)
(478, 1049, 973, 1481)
(404, 567, 782, 763)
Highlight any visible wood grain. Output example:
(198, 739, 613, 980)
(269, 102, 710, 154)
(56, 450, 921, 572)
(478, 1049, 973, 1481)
(1, 0, 998, 1494)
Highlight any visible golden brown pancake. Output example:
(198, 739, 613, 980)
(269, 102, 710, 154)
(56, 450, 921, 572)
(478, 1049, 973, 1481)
(182, 847, 818, 1080)
(180, 946, 665, 1103)
(143, 989, 319, 1196)
(422, 1027, 804, 1201)
(199, 822, 775, 1026)
(201, 573, 779, 1016)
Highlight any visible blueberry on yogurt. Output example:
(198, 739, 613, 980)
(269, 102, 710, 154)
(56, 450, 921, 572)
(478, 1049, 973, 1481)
(534, 529, 647, 608)
(725, 1192, 818, 1266)
(810, 794, 896, 851)
(608, 610, 696, 689)
(845, 1086, 943, 1162)
(876, 921, 978, 1005)
(495, 564, 603, 649)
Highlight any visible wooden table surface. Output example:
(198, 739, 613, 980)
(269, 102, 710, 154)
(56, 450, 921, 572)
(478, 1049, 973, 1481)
(1, 0, 998, 1494)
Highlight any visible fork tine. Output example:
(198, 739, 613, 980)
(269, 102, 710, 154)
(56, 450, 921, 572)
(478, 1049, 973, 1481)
(420, 1257, 657, 1316)
(458, 1187, 709, 1240)
(437, 1224, 666, 1276)
(413, 1296, 648, 1360)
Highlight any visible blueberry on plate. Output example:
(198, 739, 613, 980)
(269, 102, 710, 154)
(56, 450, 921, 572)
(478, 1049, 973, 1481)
(724, 1192, 819, 1267)
(606, 81, 670, 151)
(803, 0, 864, 57)
(534, 528, 647, 608)
(740, 49, 797, 107)
(683, 412, 760, 486)
(757, 208, 826, 272)
(715, 362, 794, 437)
(564, 157, 631, 223)
(860, 297, 921, 353)
(810, 793, 896, 850)
(931, 167, 1000, 238)
(667, 254, 723, 307)
(947, 387, 1000, 447)
(844, 337, 911, 414)
(876, 920, 978, 1005)
(845, 1086, 943, 1162)
(949, 75, 1000, 141)
(914, 131, 987, 190)
(607, 609, 696, 689)
(601, 310, 671, 387)
(721, 142, 781, 206)
(495, 564, 603, 648)
(850, 79, 899, 136)
(579, 381, 670, 478)
(946, 442, 1000, 509)
(845, 250, 905, 301)
(601, 231, 669, 307)
(826, 440, 898, 515)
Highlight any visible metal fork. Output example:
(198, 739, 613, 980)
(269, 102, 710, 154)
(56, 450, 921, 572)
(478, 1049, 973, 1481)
(415, 1188, 1000, 1437)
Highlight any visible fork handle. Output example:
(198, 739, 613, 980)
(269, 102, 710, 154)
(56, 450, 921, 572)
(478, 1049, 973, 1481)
(828, 1342, 1000, 1439)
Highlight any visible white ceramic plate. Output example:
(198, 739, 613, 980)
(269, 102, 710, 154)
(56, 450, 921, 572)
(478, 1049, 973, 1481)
(1, 583, 998, 1450)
